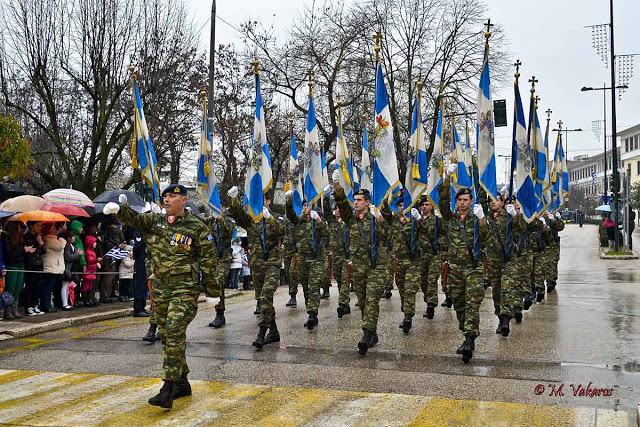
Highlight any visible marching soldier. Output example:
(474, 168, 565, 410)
(332, 170, 388, 355)
(227, 186, 284, 349)
(285, 191, 328, 330)
(105, 184, 218, 409)
(530, 216, 549, 303)
(510, 200, 541, 320)
(545, 211, 564, 293)
(418, 196, 445, 319)
(323, 190, 352, 318)
(283, 215, 299, 307)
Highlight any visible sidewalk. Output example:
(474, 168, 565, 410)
(0, 290, 245, 340)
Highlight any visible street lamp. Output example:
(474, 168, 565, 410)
(580, 84, 628, 202)
(497, 154, 511, 188)
(551, 122, 582, 160)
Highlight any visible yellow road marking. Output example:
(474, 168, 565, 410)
(0, 370, 632, 426)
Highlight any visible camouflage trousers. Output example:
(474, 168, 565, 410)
(420, 253, 441, 306)
(499, 256, 521, 316)
(383, 250, 394, 293)
(214, 257, 231, 313)
(324, 254, 331, 291)
(154, 290, 199, 382)
(546, 245, 560, 282)
(352, 258, 385, 332)
(396, 257, 421, 316)
(252, 258, 267, 301)
(511, 251, 533, 309)
(448, 263, 485, 336)
(485, 253, 513, 317)
(258, 261, 281, 327)
(332, 254, 350, 307)
(283, 253, 299, 296)
(531, 251, 546, 292)
(297, 255, 325, 314)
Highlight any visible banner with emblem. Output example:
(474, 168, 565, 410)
(360, 122, 372, 191)
(450, 119, 473, 212)
(288, 124, 304, 217)
(303, 92, 324, 208)
(196, 90, 222, 216)
(513, 79, 536, 222)
(243, 66, 273, 222)
(336, 101, 355, 207)
(129, 71, 160, 202)
(427, 95, 444, 215)
(476, 38, 498, 201)
(531, 101, 549, 215)
(403, 90, 428, 216)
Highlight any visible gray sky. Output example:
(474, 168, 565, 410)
(185, 0, 639, 183)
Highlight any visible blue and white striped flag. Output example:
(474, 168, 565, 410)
(288, 128, 304, 217)
(476, 43, 498, 201)
(360, 123, 372, 191)
(303, 94, 324, 208)
(243, 72, 273, 222)
(336, 105, 355, 207)
(513, 80, 536, 222)
(403, 93, 428, 215)
(450, 122, 473, 212)
(531, 103, 549, 214)
(130, 77, 160, 202)
(427, 98, 443, 215)
(105, 246, 130, 260)
(196, 93, 222, 216)
(372, 62, 401, 209)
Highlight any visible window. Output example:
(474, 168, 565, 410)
(627, 163, 631, 178)
(626, 138, 630, 152)
(637, 160, 640, 175)
(636, 135, 640, 150)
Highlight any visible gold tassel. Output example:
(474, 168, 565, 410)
(412, 162, 420, 180)
(204, 158, 210, 178)
(439, 162, 444, 176)
(284, 181, 291, 192)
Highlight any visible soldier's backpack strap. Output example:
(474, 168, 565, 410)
(343, 223, 350, 258)
(487, 216, 507, 262)
(457, 219, 478, 268)
(516, 232, 524, 257)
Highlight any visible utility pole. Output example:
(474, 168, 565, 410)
(208, 0, 216, 131)
(609, 0, 620, 251)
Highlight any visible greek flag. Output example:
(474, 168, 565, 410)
(196, 94, 222, 216)
(450, 123, 472, 212)
(130, 78, 160, 202)
(551, 132, 561, 210)
(403, 94, 428, 216)
(427, 100, 443, 215)
(243, 72, 273, 222)
(303, 94, 324, 208)
(531, 104, 549, 214)
(476, 44, 498, 201)
(360, 123, 372, 191)
(105, 246, 130, 260)
(288, 130, 304, 217)
(372, 62, 401, 209)
(513, 80, 536, 222)
(552, 133, 569, 209)
(336, 106, 355, 207)
(352, 147, 360, 192)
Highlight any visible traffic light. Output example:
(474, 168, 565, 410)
(493, 99, 507, 127)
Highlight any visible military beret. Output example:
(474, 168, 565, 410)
(354, 188, 370, 197)
(419, 195, 429, 204)
(455, 187, 472, 200)
(162, 184, 187, 197)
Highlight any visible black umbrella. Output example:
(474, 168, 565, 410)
(90, 190, 148, 216)
(186, 200, 201, 215)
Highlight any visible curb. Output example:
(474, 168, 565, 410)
(0, 291, 245, 340)
(598, 249, 639, 260)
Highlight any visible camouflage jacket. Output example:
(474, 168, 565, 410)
(115, 205, 218, 296)
(285, 198, 328, 259)
(323, 194, 349, 257)
(483, 209, 524, 260)
(203, 215, 236, 262)
(381, 206, 424, 260)
(334, 187, 388, 267)
(283, 218, 298, 257)
(419, 214, 444, 257)
(548, 217, 565, 247)
(228, 199, 283, 267)
(515, 219, 543, 256)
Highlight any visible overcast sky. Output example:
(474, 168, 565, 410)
(185, 0, 639, 183)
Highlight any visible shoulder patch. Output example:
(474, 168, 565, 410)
(206, 234, 213, 241)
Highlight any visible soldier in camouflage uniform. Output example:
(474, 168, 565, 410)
(545, 211, 564, 293)
(381, 199, 423, 333)
(382, 236, 394, 300)
(106, 184, 218, 409)
(283, 215, 299, 307)
(203, 205, 236, 328)
(439, 167, 489, 363)
(530, 216, 549, 303)
(285, 192, 328, 330)
(333, 170, 388, 356)
(418, 196, 445, 319)
(227, 186, 284, 349)
(481, 193, 522, 337)
(323, 194, 351, 318)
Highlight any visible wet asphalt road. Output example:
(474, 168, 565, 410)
(0, 223, 638, 414)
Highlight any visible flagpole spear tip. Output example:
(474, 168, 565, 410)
(128, 65, 137, 79)
(483, 18, 494, 43)
(307, 70, 314, 96)
(514, 60, 521, 83)
(336, 94, 342, 109)
(252, 59, 259, 75)
(528, 75, 538, 97)
(373, 31, 382, 61)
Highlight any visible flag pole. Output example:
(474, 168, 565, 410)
(508, 60, 521, 203)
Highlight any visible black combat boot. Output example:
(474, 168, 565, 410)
(456, 334, 476, 354)
(148, 381, 176, 409)
(535, 287, 545, 302)
(143, 324, 158, 342)
(253, 325, 269, 350)
(343, 305, 351, 315)
(253, 300, 261, 315)
(499, 314, 511, 337)
(371, 331, 378, 346)
(461, 334, 476, 363)
(383, 289, 392, 299)
(445, 294, 453, 308)
(425, 304, 435, 319)
(514, 307, 523, 323)
(401, 313, 412, 334)
(546, 280, 556, 293)
(286, 295, 297, 307)
(305, 312, 318, 330)
(523, 292, 533, 310)
(358, 330, 374, 355)
(173, 374, 192, 399)
(321, 288, 330, 299)
(495, 315, 503, 334)
(337, 305, 345, 318)
(209, 310, 226, 328)
(264, 320, 280, 345)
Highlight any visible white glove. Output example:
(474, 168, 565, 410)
(411, 208, 421, 221)
(285, 190, 293, 198)
(370, 206, 381, 219)
(310, 210, 320, 221)
(262, 207, 271, 220)
(555, 212, 562, 219)
(323, 185, 331, 195)
(143, 202, 151, 213)
(447, 163, 458, 176)
(548, 213, 555, 221)
(506, 204, 517, 217)
(150, 202, 162, 214)
(473, 204, 484, 219)
(118, 194, 128, 204)
(332, 169, 340, 183)
(205, 297, 220, 306)
(161, 208, 167, 214)
(434, 209, 442, 218)
(539, 217, 546, 226)
(103, 202, 120, 215)
(227, 186, 239, 199)
(186, 206, 192, 212)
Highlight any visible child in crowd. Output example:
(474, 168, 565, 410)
(229, 238, 243, 290)
(118, 247, 135, 301)
(83, 235, 101, 307)
(241, 252, 251, 291)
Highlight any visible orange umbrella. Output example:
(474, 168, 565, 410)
(8, 210, 70, 223)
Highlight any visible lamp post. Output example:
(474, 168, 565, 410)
(580, 84, 628, 203)
(497, 154, 511, 188)
(551, 123, 582, 160)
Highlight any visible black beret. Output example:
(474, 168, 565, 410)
(419, 195, 428, 204)
(354, 188, 370, 197)
(162, 184, 187, 197)
(455, 187, 472, 200)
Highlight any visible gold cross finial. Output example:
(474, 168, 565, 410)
(484, 19, 494, 33)
(534, 95, 540, 108)
(307, 70, 314, 96)
(546, 108, 552, 121)
(289, 112, 294, 125)
(337, 94, 342, 109)
(529, 75, 538, 96)
(557, 120, 563, 130)
(484, 19, 494, 44)
(374, 31, 382, 61)
(252, 59, 259, 75)
(416, 72, 423, 93)
(129, 65, 137, 79)
(199, 85, 207, 100)
(514, 60, 522, 83)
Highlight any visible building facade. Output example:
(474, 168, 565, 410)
(619, 124, 640, 187)
(568, 149, 620, 208)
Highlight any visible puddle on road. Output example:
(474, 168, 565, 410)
(606, 271, 640, 283)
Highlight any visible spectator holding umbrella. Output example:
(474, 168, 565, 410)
(604, 213, 616, 250)
(59, 230, 81, 310)
(41, 223, 66, 313)
(70, 220, 86, 308)
(23, 221, 46, 316)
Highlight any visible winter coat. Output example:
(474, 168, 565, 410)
(230, 244, 243, 269)
(70, 220, 86, 266)
(1, 233, 25, 267)
(119, 256, 135, 279)
(23, 232, 46, 269)
(63, 242, 81, 280)
(43, 234, 66, 275)
(83, 235, 100, 281)
(100, 223, 125, 257)
(241, 253, 251, 277)
(133, 234, 147, 274)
